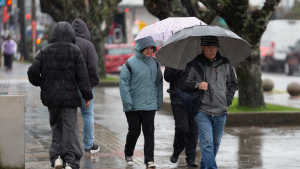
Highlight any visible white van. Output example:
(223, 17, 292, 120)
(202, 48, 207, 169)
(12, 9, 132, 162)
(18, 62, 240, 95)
(260, 20, 300, 71)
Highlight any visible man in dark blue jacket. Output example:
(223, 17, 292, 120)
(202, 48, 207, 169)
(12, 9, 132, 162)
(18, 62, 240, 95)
(72, 18, 100, 154)
(164, 68, 198, 167)
(27, 22, 93, 169)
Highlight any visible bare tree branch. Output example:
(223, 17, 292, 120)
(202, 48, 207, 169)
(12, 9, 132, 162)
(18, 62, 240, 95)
(169, 0, 190, 17)
(181, 0, 216, 23)
(40, 0, 63, 22)
(144, 0, 173, 20)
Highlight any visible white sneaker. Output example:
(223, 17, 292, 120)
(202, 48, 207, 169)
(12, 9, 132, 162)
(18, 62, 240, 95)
(125, 156, 133, 166)
(65, 163, 72, 169)
(54, 156, 63, 169)
(147, 161, 157, 168)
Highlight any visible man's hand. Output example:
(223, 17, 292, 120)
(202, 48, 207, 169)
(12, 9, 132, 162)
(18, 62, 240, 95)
(85, 100, 91, 107)
(198, 82, 208, 90)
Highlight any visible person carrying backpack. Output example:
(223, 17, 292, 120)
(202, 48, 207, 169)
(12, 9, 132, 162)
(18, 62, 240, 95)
(164, 67, 198, 167)
(27, 22, 93, 169)
(119, 36, 163, 168)
(180, 36, 238, 169)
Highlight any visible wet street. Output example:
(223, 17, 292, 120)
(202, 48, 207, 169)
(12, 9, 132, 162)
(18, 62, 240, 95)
(1, 62, 300, 169)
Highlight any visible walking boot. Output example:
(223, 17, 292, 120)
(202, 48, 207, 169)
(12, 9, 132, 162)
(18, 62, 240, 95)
(170, 152, 180, 163)
(186, 158, 198, 167)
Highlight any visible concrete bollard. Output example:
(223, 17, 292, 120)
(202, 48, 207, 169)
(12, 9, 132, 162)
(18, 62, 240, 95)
(0, 95, 25, 168)
(287, 82, 300, 97)
(262, 78, 274, 92)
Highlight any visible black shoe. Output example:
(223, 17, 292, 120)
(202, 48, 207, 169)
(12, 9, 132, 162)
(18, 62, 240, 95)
(84, 143, 100, 153)
(125, 155, 133, 166)
(170, 152, 179, 163)
(186, 159, 198, 167)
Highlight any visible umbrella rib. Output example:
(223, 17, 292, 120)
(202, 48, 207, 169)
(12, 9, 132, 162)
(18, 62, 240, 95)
(219, 37, 230, 59)
(178, 37, 194, 70)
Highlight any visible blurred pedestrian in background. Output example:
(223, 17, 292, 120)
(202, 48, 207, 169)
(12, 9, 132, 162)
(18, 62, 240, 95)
(27, 21, 93, 169)
(72, 17, 100, 154)
(1, 35, 17, 70)
(164, 67, 199, 167)
(119, 36, 163, 168)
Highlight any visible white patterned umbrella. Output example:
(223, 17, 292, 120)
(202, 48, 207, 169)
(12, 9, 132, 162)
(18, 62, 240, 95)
(134, 17, 207, 41)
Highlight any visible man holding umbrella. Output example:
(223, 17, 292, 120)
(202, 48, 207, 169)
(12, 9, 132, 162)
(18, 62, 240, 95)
(180, 36, 238, 169)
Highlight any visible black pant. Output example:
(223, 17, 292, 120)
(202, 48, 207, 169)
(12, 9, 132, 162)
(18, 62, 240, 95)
(171, 97, 198, 160)
(4, 53, 13, 68)
(48, 107, 83, 169)
(125, 110, 156, 164)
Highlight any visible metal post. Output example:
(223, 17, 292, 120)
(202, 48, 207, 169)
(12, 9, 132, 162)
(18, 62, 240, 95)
(31, 0, 36, 58)
(17, 0, 28, 60)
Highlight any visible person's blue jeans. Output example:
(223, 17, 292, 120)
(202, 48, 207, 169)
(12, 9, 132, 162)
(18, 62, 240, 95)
(78, 88, 95, 150)
(194, 112, 227, 169)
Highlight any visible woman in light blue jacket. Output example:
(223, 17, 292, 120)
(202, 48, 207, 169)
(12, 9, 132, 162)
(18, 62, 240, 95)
(119, 36, 163, 168)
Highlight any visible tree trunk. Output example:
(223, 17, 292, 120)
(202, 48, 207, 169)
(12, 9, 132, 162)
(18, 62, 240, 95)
(236, 50, 265, 108)
(93, 39, 106, 78)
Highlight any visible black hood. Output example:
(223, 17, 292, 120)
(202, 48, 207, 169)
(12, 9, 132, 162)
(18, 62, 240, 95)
(50, 22, 76, 44)
(71, 18, 90, 40)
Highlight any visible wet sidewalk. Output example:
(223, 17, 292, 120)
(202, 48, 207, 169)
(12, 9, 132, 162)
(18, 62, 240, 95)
(1, 62, 300, 169)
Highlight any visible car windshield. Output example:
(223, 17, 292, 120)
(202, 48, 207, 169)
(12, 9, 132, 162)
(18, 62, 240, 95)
(107, 48, 133, 55)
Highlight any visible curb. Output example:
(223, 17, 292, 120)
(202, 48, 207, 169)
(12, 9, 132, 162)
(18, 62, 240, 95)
(161, 99, 300, 127)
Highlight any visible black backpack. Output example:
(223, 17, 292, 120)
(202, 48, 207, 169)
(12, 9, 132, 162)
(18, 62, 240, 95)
(176, 61, 206, 117)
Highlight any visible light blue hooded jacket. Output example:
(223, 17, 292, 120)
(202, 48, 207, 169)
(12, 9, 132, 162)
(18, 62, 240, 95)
(119, 36, 163, 112)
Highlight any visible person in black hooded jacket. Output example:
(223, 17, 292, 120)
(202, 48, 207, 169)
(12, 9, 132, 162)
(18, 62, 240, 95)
(164, 68, 199, 167)
(71, 18, 100, 154)
(27, 22, 93, 169)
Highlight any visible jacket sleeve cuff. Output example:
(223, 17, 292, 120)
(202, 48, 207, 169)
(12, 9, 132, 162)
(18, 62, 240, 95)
(81, 91, 93, 101)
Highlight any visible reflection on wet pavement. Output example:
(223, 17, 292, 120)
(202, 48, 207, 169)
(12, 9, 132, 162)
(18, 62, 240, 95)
(93, 87, 300, 169)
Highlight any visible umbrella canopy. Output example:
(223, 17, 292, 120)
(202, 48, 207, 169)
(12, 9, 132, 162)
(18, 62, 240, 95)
(134, 17, 207, 41)
(156, 25, 252, 70)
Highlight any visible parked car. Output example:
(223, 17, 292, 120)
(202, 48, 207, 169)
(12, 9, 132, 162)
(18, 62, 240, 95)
(105, 44, 134, 73)
(260, 20, 300, 71)
(284, 40, 300, 75)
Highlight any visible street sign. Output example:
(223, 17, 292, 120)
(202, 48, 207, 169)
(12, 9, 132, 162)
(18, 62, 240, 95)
(0, 0, 5, 6)
(31, 20, 37, 39)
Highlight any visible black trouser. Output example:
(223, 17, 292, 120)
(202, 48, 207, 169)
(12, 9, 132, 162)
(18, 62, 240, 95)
(4, 53, 13, 68)
(48, 107, 83, 169)
(171, 97, 198, 161)
(125, 110, 156, 164)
